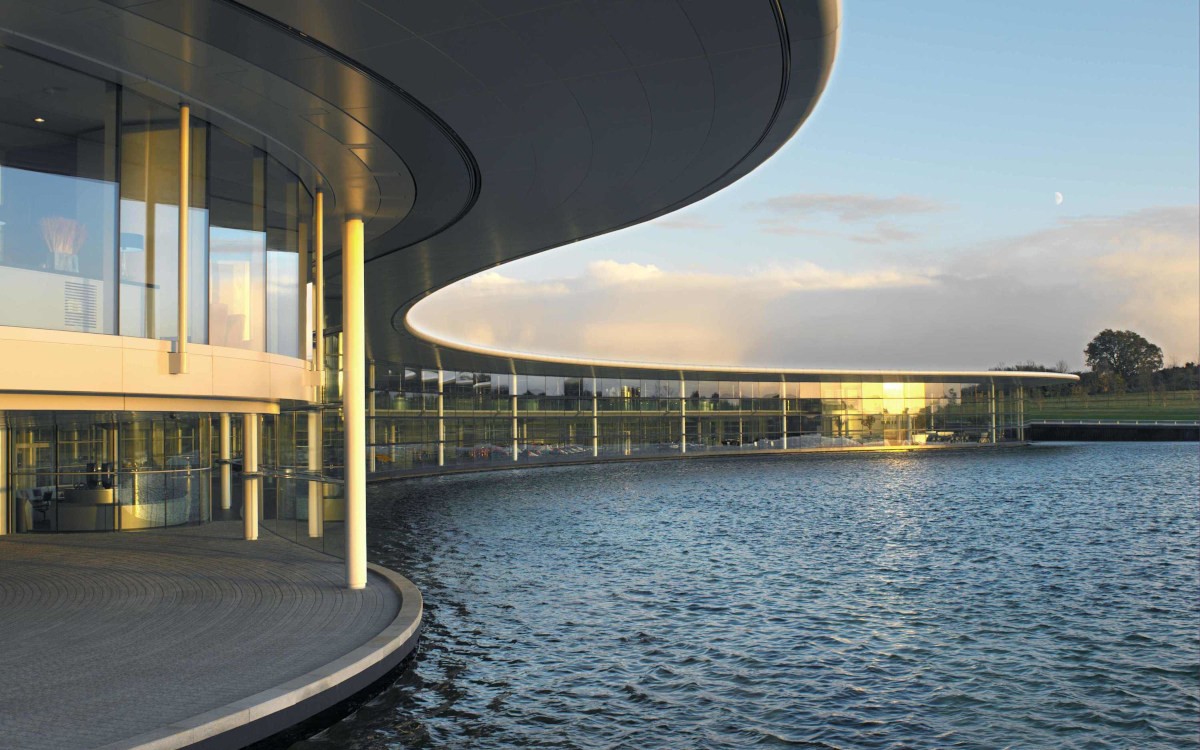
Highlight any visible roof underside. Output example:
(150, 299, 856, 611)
(253, 0, 843, 377)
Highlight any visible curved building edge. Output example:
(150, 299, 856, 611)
(402, 314, 1079, 386)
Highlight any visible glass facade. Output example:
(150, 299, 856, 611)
(7, 411, 210, 532)
(304, 350, 1025, 480)
(0, 47, 310, 355)
(119, 90, 209, 342)
(0, 47, 117, 334)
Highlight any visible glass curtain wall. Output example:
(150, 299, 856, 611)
(0, 47, 117, 333)
(265, 155, 310, 357)
(119, 90, 208, 342)
(0, 46, 308, 357)
(7, 411, 210, 532)
(314, 364, 1022, 479)
(208, 129, 266, 350)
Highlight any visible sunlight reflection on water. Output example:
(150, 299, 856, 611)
(298, 443, 1199, 750)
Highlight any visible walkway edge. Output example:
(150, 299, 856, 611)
(93, 564, 422, 750)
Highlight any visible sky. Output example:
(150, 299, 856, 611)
(410, 1, 1200, 371)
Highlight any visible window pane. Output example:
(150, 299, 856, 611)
(208, 130, 265, 350)
(118, 91, 207, 343)
(265, 154, 306, 356)
(0, 48, 117, 334)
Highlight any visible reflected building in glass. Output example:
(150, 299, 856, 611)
(0, 3, 1075, 567)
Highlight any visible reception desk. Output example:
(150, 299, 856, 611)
(57, 488, 116, 531)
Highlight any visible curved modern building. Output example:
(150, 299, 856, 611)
(0, 0, 1075, 546)
(0, 4, 1074, 742)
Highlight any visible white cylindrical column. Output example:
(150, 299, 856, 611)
(170, 103, 190, 374)
(242, 413, 258, 540)
(1018, 387, 1026, 441)
(511, 373, 519, 462)
(781, 386, 788, 451)
(680, 378, 687, 454)
(989, 381, 998, 444)
(591, 377, 599, 458)
(0, 411, 8, 536)
(307, 409, 323, 538)
(343, 217, 368, 590)
(313, 190, 326, 399)
(437, 372, 445, 467)
(219, 413, 232, 510)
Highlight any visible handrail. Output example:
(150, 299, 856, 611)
(10, 467, 212, 477)
(258, 467, 344, 485)
(1024, 419, 1200, 426)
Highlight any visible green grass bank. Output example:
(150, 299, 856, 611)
(1024, 390, 1200, 422)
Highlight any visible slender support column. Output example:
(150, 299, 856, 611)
(242, 413, 258, 540)
(219, 413, 232, 510)
(781, 388, 788, 451)
(107, 424, 118, 494)
(591, 377, 599, 458)
(989, 381, 998, 444)
(343, 216, 367, 590)
(1018, 387, 1026, 441)
(169, 103, 191, 374)
(313, 190, 325, 399)
(368, 362, 376, 474)
(680, 378, 687, 454)
(437, 372, 445, 467)
(0, 411, 8, 536)
(307, 409, 323, 538)
(511, 373, 519, 462)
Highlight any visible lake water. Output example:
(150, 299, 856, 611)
(296, 443, 1199, 749)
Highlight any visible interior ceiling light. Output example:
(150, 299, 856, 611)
(33, 117, 45, 123)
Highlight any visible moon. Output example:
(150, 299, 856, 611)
(1054, 191, 1064, 206)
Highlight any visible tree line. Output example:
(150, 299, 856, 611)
(992, 329, 1199, 396)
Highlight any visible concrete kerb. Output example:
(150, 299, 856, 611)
(94, 564, 422, 750)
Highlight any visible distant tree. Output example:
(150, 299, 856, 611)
(990, 360, 1071, 373)
(1157, 362, 1200, 391)
(1084, 329, 1163, 386)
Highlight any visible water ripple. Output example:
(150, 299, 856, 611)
(296, 443, 1199, 749)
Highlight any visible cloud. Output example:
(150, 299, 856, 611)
(759, 224, 842, 238)
(748, 193, 944, 222)
(747, 192, 944, 244)
(409, 259, 935, 366)
(652, 214, 722, 231)
(408, 206, 1199, 370)
(763, 261, 933, 291)
(455, 270, 569, 297)
(586, 260, 664, 285)
(954, 205, 1200, 365)
(850, 221, 920, 245)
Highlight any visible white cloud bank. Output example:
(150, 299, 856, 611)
(408, 206, 1199, 370)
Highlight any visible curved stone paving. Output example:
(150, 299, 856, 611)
(0, 523, 400, 750)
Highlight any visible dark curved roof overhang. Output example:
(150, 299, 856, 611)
(355, 0, 844, 375)
(205, 0, 845, 380)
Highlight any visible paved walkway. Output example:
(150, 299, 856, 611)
(0, 523, 400, 750)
